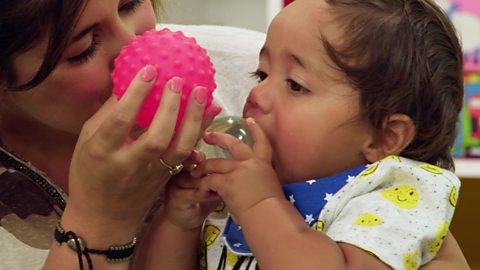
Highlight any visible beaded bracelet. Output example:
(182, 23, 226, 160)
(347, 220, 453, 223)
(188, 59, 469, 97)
(54, 222, 136, 270)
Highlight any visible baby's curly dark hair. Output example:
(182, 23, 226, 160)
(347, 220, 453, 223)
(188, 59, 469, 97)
(323, 0, 463, 170)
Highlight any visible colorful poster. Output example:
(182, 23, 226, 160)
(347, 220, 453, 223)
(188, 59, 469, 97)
(436, 0, 480, 72)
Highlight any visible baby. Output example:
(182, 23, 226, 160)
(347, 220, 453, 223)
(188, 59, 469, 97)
(157, 0, 463, 269)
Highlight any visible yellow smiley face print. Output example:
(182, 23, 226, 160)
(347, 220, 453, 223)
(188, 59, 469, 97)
(354, 213, 383, 227)
(381, 155, 402, 163)
(226, 248, 241, 267)
(203, 225, 221, 247)
(381, 185, 419, 209)
(419, 164, 443, 175)
(314, 220, 325, 232)
(214, 203, 225, 213)
(199, 252, 207, 270)
(449, 186, 458, 207)
(404, 250, 421, 270)
(428, 221, 449, 255)
(359, 163, 379, 178)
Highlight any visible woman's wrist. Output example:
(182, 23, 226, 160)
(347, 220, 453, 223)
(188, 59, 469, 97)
(61, 204, 142, 249)
(45, 206, 141, 270)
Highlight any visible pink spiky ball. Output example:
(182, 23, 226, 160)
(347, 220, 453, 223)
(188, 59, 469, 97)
(112, 28, 216, 129)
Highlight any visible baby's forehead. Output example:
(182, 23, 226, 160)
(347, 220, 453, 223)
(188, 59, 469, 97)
(283, 0, 349, 47)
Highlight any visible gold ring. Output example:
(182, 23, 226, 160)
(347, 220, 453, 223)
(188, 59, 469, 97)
(159, 158, 184, 176)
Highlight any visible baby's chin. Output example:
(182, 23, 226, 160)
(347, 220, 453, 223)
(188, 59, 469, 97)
(271, 160, 294, 184)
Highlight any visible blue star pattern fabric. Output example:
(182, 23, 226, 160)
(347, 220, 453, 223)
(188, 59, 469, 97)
(222, 165, 367, 255)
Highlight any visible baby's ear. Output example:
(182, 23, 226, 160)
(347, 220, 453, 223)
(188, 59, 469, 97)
(362, 114, 415, 163)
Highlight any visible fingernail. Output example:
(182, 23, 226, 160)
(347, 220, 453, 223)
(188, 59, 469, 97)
(190, 170, 199, 178)
(195, 87, 208, 104)
(171, 77, 183, 93)
(208, 104, 222, 117)
(141, 65, 157, 82)
(204, 132, 213, 138)
(190, 167, 201, 178)
(246, 117, 256, 125)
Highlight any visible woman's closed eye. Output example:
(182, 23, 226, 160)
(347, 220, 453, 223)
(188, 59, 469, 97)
(67, 35, 101, 65)
(119, 0, 145, 13)
(66, 0, 146, 65)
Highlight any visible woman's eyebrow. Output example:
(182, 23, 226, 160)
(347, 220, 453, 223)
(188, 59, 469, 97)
(72, 22, 99, 42)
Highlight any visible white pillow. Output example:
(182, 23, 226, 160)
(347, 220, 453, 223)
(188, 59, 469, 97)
(157, 24, 266, 116)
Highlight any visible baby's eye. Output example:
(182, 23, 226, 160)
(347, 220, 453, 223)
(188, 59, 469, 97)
(287, 79, 308, 93)
(249, 70, 268, 83)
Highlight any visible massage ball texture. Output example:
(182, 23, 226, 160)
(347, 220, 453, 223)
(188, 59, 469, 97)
(112, 28, 216, 129)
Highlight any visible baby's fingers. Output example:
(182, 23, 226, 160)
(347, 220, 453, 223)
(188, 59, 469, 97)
(198, 173, 226, 194)
(202, 131, 252, 161)
(182, 150, 205, 172)
(167, 175, 219, 206)
(246, 118, 272, 161)
(190, 158, 235, 178)
(173, 172, 204, 189)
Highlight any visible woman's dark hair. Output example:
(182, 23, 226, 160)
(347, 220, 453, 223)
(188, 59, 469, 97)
(0, 0, 162, 91)
(0, 0, 86, 90)
(323, 0, 463, 170)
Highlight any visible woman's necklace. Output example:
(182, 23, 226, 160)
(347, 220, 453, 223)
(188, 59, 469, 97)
(0, 146, 67, 210)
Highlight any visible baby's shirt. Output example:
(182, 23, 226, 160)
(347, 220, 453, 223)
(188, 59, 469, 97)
(200, 156, 460, 270)
(321, 156, 459, 269)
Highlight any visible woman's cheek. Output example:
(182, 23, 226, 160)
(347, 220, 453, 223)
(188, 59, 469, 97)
(134, 2, 157, 34)
(66, 60, 112, 98)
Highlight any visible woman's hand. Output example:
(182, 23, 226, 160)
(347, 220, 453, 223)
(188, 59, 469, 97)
(62, 65, 216, 244)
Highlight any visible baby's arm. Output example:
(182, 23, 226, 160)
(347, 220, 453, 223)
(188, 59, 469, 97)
(420, 231, 470, 270)
(134, 156, 221, 270)
(242, 186, 465, 269)
(238, 196, 391, 269)
(134, 204, 201, 270)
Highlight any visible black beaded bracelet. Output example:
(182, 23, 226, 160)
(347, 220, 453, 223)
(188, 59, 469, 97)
(54, 222, 136, 270)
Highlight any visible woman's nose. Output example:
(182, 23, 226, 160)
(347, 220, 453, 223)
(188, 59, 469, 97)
(109, 20, 137, 70)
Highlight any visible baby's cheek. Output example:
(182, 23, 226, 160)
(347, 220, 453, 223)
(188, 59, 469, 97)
(273, 133, 315, 180)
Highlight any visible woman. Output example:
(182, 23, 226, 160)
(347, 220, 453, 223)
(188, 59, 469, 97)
(0, 0, 469, 269)
(1, 0, 217, 269)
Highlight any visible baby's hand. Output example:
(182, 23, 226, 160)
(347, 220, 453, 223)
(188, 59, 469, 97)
(164, 151, 221, 230)
(191, 118, 284, 222)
